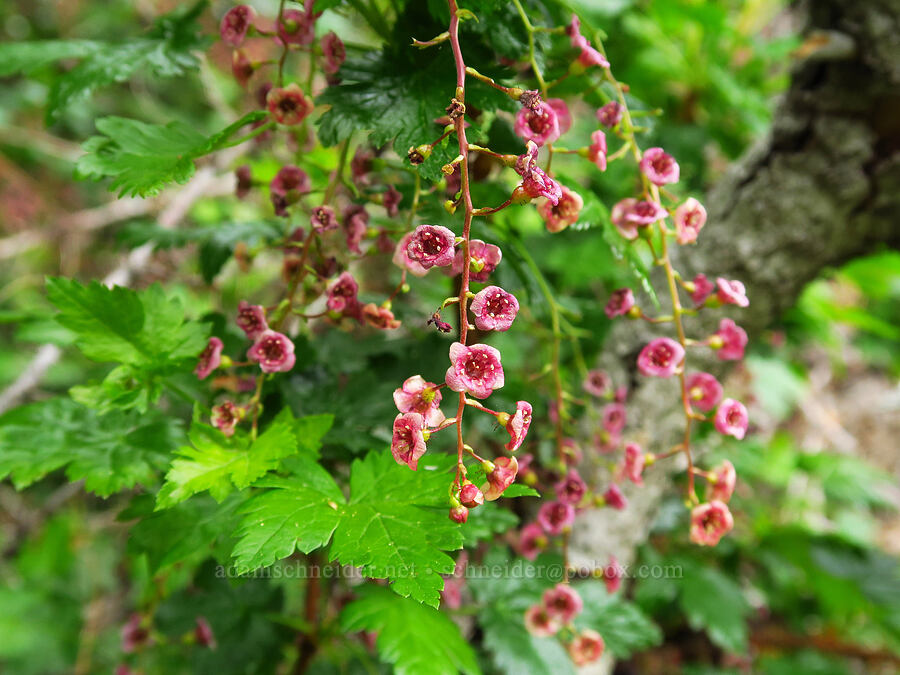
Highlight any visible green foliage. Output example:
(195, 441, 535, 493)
(340, 586, 481, 675)
(575, 581, 663, 658)
(76, 110, 267, 197)
(232, 451, 462, 607)
(0, 397, 179, 496)
(0, 2, 208, 122)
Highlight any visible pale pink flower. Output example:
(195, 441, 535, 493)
(483, 456, 518, 500)
(596, 101, 623, 127)
(637, 337, 685, 377)
(543, 583, 583, 623)
(710, 460, 737, 502)
(624, 200, 668, 226)
(538, 500, 575, 535)
(320, 31, 345, 74)
(518, 522, 547, 560)
(459, 482, 484, 508)
(569, 629, 605, 666)
(276, 8, 315, 46)
(587, 130, 607, 171)
(623, 442, 645, 485)
(594, 429, 621, 454)
(472, 286, 519, 331)
(231, 49, 254, 88)
(583, 369, 611, 397)
(452, 239, 502, 283)
(690, 500, 734, 546)
(326, 272, 360, 316)
(393, 233, 429, 277)
(391, 412, 427, 470)
(640, 147, 680, 185)
(714, 398, 749, 440)
(714, 318, 748, 361)
(195, 337, 223, 380)
(555, 469, 587, 505)
(716, 278, 750, 307)
(362, 303, 401, 330)
(270, 165, 311, 216)
(445, 342, 504, 399)
(691, 273, 715, 305)
(449, 505, 468, 523)
(266, 84, 314, 125)
(675, 198, 707, 244)
(548, 98, 572, 134)
(566, 15, 610, 68)
(220, 5, 255, 47)
(393, 375, 445, 427)
(310, 205, 338, 232)
(525, 604, 560, 637)
(211, 401, 244, 437)
(350, 148, 372, 185)
(382, 184, 402, 217)
(343, 205, 368, 255)
(615, 386, 628, 403)
(514, 101, 561, 146)
(603, 484, 628, 510)
(686, 372, 723, 412)
(406, 225, 456, 269)
(611, 198, 639, 240)
(538, 186, 583, 232)
(605, 288, 635, 318)
(603, 556, 623, 593)
(247, 330, 296, 373)
(504, 401, 533, 451)
(602, 403, 627, 433)
(561, 438, 583, 465)
(521, 166, 563, 205)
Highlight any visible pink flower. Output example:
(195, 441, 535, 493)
(538, 186, 583, 232)
(231, 49, 254, 88)
(320, 31, 345, 74)
(452, 239, 502, 283)
(525, 604, 560, 637)
(615, 386, 628, 403)
(567, 15, 610, 68)
(710, 460, 737, 502)
(690, 500, 734, 546)
(519, 522, 547, 560)
(276, 8, 316, 46)
(445, 342, 504, 399)
(343, 205, 369, 255)
(407, 225, 456, 269)
(583, 369, 611, 397)
(596, 101, 623, 128)
(640, 147, 680, 185)
(675, 198, 707, 244)
(391, 412, 427, 470)
(211, 401, 244, 437)
(472, 286, 519, 331)
(267, 84, 314, 125)
(449, 505, 468, 523)
(195, 616, 216, 649)
(594, 429, 621, 454)
(543, 583, 583, 623)
(270, 165, 311, 216)
(538, 500, 575, 535)
(514, 101, 561, 146)
(568, 629, 605, 666)
(393, 376, 445, 428)
(504, 401, 533, 451)
(611, 198, 639, 240)
(548, 98, 572, 134)
(326, 272, 360, 316)
(623, 443, 645, 485)
(603, 484, 628, 510)
(195, 337, 224, 380)
(521, 167, 563, 205)
(714, 398, 749, 440)
(483, 456, 519, 500)
(555, 469, 587, 505)
(121, 613, 151, 653)
(459, 482, 484, 508)
(350, 148, 372, 185)
(220, 5, 255, 47)
(561, 438, 583, 465)
(382, 185, 402, 217)
(637, 337, 685, 377)
(691, 273, 715, 305)
(587, 130, 607, 171)
(714, 318, 748, 361)
(624, 200, 668, 226)
(441, 577, 463, 609)
(362, 303, 401, 330)
(247, 330, 296, 373)
(310, 205, 339, 232)
(716, 278, 749, 307)
(604, 556, 623, 593)
(686, 372, 723, 412)
(602, 403, 627, 433)
(605, 288, 635, 318)
(393, 233, 429, 277)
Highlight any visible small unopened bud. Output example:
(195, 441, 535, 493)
(449, 504, 469, 523)
(708, 335, 724, 349)
(626, 305, 642, 319)
(441, 163, 456, 175)
(510, 186, 533, 204)
(507, 86, 525, 100)
(401, 283, 411, 293)
(459, 482, 484, 508)
(443, 200, 457, 215)
(219, 354, 233, 369)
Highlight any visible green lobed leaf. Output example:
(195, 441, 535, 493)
(46, 277, 209, 370)
(678, 562, 750, 653)
(340, 586, 481, 675)
(0, 398, 180, 497)
(76, 110, 266, 197)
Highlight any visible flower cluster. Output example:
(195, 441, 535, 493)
(524, 583, 605, 666)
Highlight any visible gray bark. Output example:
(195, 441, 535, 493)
(572, 0, 900, 669)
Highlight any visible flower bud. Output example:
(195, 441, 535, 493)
(459, 482, 484, 508)
(449, 505, 469, 523)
